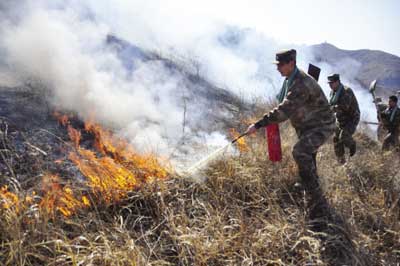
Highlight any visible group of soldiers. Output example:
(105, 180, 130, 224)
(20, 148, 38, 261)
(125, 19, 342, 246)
(244, 48, 400, 218)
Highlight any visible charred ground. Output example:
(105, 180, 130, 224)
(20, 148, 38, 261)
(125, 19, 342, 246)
(0, 85, 399, 266)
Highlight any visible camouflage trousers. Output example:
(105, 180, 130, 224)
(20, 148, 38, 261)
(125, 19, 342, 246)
(293, 126, 334, 192)
(377, 123, 386, 143)
(382, 132, 399, 151)
(333, 125, 357, 159)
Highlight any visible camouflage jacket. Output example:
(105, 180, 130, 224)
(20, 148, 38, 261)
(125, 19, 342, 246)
(376, 103, 388, 121)
(330, 85, 360, 130)
(380, 106, 400, 134)
(254, 69, 335, 135)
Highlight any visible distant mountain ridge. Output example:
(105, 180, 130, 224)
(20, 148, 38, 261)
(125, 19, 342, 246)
(310, 43, 400, 96)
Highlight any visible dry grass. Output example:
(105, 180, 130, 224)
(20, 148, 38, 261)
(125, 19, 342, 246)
(1, 122, 400, 266)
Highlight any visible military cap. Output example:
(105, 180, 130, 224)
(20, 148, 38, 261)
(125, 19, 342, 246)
(273, 49, 296, 64)
(327, 73, 340, 83)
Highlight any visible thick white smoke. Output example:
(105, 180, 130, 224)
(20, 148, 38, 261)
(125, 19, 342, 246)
(0, 0, 379, 170)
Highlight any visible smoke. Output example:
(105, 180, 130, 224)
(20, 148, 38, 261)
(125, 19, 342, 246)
(309, 57, 378, 126)
(0, 1, 379, 170)
(0, 2, 190, 156)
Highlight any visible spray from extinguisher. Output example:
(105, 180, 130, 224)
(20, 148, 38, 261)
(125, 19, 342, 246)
(185, 132, 249, 175)
(185, 142, 233, 175)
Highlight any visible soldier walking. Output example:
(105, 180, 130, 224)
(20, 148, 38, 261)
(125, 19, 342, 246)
(373, 97, 387, 142)
(327, 74, 360, 164)
(381, 95, 400, 151)
(246, 49, 335, 202)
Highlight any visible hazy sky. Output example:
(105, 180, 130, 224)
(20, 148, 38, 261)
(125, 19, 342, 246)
(162, 0, 399, 56)
(0, 0, 386, 159)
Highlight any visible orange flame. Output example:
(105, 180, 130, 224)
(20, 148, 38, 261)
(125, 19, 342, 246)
(1, 176, 89, 217)
(229, 128, 249, 153)
(60, 113, 169, 211)
(1, 113, 170, 217)
(53, 111, 69, 127)
(67, 125, 81, 148)
(0, 186, 19, 210)
(68, 119, 169, 203)
(39, 174, 89, 217)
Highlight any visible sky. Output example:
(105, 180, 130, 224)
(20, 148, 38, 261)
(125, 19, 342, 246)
(0, 0, 391, 164)
(161, 0, 400, 56)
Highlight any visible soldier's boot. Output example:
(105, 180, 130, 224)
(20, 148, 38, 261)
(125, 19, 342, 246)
(334, 141, 346, 164)
(308, 192, 331, 231)
(382, 136, 393, 151)
(349, 142, 356, 157)
(298, 170, 320, 194)
(344, 135, 357, 157)
(298, 170, 330, 231)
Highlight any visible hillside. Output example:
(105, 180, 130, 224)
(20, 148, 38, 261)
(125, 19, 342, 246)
(102, 35, 249, 133)
(311, 43, 400, 96)
(0, 96, 399, 265)
(0, 36, 399, 266)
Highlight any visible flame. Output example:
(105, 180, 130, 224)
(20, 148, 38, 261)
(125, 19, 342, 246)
(68, 119, 168, 203)
(53, 111, 69, 127)
(0, 113, 169, 217)
(0, 185, 19, 210)
(229, 128, 249, 153)
(67, 125, 81, 148)
(38, 174, 90, 217)
(0, 186, 35, 213)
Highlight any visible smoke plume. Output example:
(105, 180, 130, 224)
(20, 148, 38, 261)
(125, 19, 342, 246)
(0, 1, 379, 170)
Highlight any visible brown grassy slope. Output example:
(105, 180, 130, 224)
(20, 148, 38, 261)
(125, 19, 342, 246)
(1, 124, 400, 266)
(311, 43, 400, 95)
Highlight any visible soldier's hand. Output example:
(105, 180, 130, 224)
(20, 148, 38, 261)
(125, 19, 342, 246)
(245, 124, 257, 135)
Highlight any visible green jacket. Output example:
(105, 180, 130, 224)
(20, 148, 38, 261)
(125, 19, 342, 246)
(255, 69, 335, 136)
(330, 85, 360, 131)
(381, 106, 400, 134)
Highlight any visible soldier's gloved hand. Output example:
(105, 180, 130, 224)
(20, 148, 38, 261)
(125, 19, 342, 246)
(245, 124, 257, 135)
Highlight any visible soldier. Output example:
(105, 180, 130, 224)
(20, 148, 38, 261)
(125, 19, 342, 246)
(380, 95, 400, 151)
(246, 49, 335, 198)
(374, 97, 387, 142)
(327, 74, 360, 164)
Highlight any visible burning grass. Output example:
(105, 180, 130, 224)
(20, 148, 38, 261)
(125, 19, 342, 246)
(0, 116, 400, 265)
(0, 113, 169, 218)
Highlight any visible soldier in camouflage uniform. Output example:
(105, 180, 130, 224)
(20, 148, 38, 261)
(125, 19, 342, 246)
(246, 49, 335, 195)
(374, 97, 387, 142)
(380, 95, 400, 151)
(327, 74, 360, 164)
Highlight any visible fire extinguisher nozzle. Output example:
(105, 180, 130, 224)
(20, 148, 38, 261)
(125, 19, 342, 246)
(231, 133, 247, 144)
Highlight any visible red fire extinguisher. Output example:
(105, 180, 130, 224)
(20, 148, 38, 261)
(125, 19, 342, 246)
(266, 124, 282, 162)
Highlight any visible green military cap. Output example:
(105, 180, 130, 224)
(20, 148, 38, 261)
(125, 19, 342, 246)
(273, 49, 296, 64)
(327, 73, 340, 83)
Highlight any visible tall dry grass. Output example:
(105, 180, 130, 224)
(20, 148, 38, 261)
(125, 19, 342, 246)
(1, 121, 400, 265)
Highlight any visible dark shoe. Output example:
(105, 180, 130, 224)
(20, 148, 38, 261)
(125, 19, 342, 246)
(307, 192, 331, 231)
(349, 143, 356, 157)
(309, 193, 329, 215)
